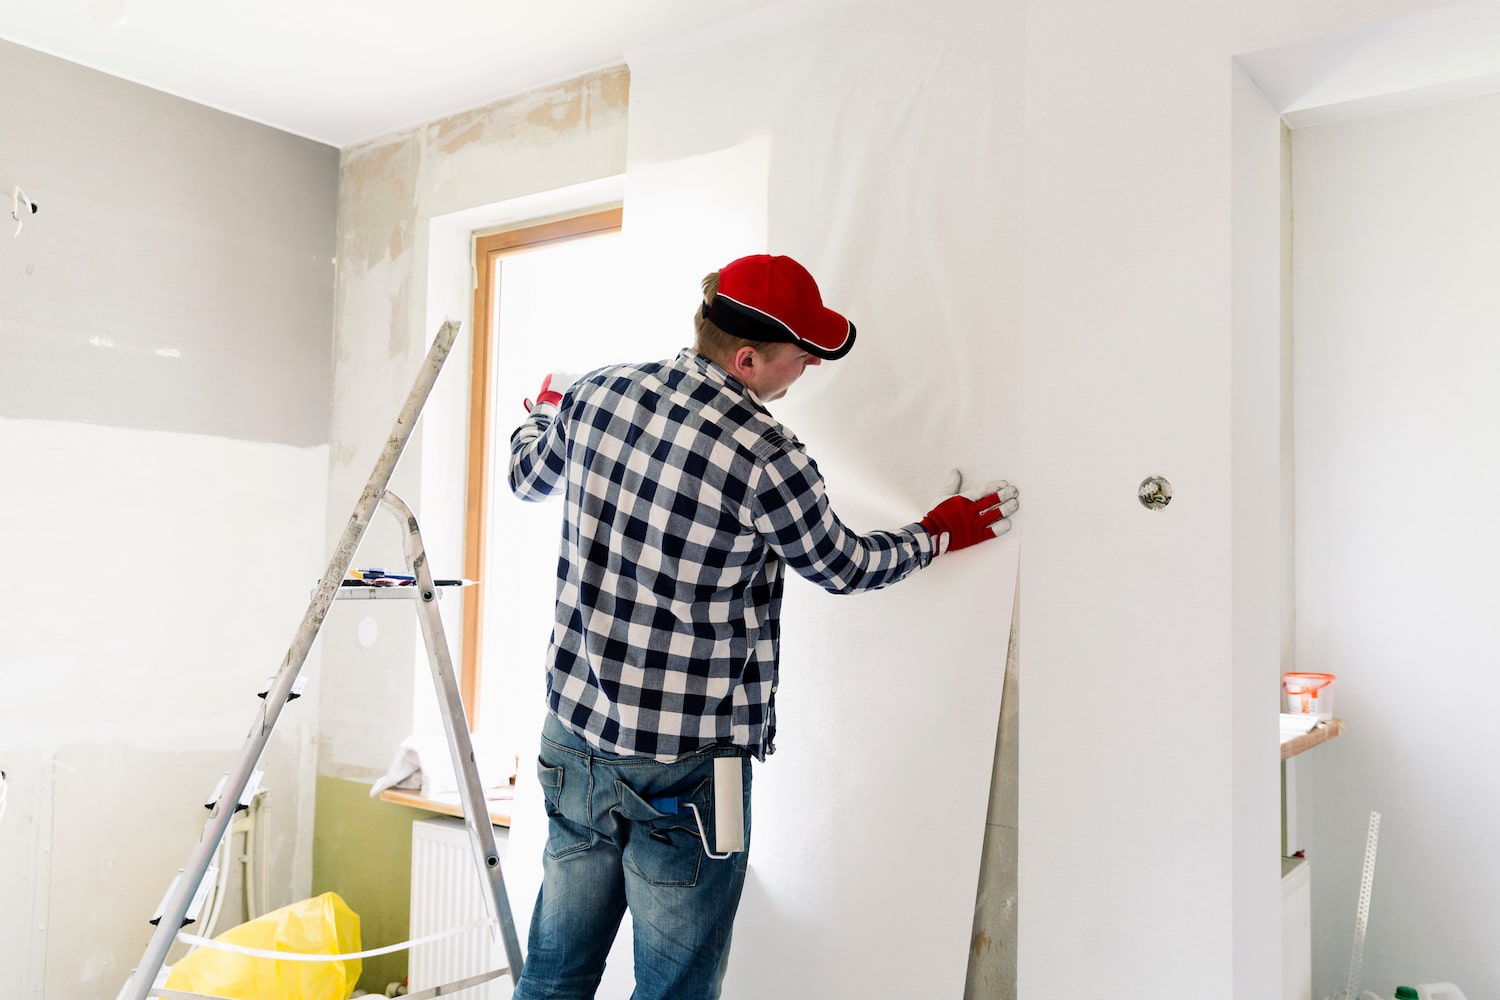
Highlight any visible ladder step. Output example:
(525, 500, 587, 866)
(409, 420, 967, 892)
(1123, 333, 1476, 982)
(205, 770, 263, 812)
(257, 676, 306, 700)
(149, 868, 218, 927)
(403, 967, 510, 1000)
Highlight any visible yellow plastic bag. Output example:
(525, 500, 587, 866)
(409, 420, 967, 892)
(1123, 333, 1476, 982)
(162, 891, 362, 1000)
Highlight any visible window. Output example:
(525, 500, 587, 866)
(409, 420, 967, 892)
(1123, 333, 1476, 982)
(462, 210, 623, 747)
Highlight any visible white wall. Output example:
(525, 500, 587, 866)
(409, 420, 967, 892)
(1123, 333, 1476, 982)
(1290, 92, 1500, 998)
(0, 39, 337, 999)
(1232, 60, 1289, 1000)
(1019, 0, 1480, 995)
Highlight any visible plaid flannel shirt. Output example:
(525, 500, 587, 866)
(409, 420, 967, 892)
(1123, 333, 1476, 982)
(508, 349, 934, 761)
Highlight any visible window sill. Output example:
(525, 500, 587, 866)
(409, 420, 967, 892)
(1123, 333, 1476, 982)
(378, 787, 513, 828)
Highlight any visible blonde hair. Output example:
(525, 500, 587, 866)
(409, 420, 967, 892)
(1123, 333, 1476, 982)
(693, 271, 787, 366)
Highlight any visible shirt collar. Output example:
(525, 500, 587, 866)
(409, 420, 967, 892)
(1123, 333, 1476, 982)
(679, 348, 776, 413)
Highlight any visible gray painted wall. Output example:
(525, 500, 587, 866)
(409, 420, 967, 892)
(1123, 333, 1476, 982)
(0, 37, 336, 446)
(1, 38, 337, 999)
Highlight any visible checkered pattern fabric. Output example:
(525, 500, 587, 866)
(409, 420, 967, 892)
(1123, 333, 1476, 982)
(509, 349, 935, 761)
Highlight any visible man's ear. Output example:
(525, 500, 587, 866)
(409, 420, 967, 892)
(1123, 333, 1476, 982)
(729, 345, 758, 379)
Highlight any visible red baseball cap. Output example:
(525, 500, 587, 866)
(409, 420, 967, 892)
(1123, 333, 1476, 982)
(704, 254, 856, 361)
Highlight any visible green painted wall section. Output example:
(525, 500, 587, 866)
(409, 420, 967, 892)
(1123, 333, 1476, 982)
(311, 776, 442, 995)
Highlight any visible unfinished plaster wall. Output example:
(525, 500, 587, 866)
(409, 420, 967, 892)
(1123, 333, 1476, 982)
(0, 38, 337, 999)
(320, 66, 630, 781)
(967, 606, 1020, 997)
(316, 68, 629, 993)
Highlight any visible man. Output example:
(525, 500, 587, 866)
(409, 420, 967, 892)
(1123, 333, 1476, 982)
(506, 253, 1018, 999)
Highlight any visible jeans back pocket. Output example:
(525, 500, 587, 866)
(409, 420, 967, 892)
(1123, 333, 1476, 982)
(614, 777, 709, 887)
(536, 757, 591, 859)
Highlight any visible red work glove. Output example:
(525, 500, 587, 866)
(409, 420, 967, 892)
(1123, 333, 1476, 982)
(522, 372, 580, 412)
(920, 473, 1019, 556)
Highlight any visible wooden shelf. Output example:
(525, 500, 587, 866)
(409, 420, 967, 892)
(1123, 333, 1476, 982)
(378, 787, 512, 828)
(1281, 718, 1344, 761)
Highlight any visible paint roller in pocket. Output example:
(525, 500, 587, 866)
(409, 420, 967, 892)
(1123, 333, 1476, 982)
(712, 756, 744, 853)
(658, 757, 745, 859)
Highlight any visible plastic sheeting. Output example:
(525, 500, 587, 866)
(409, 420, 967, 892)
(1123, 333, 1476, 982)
(163, 892, 361, 999)
(504, 0, 1022, 995)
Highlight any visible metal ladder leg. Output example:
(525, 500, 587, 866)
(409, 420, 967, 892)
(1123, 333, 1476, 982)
(382, 490, 526, 981)
(118, 321, 462, 1000)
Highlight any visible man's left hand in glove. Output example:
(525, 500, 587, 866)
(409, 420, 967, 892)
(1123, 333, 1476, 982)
(920, 470, 1020, 556)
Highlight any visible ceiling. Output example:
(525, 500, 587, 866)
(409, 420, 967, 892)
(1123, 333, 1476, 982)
(0, 0, 776, 148)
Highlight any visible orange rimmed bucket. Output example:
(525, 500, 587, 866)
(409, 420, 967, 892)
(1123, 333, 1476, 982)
(1282, 672, 1336, 720)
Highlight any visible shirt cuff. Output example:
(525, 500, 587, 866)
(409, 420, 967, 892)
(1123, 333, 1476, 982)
(906, 520, 936, 563)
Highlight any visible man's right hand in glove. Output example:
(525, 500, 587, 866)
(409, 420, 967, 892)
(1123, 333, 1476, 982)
(920, 471, 1020, 556)
(523, 371, 582, 413)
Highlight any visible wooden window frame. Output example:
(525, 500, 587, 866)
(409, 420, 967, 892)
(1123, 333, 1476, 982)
(461, 208, 623, 723)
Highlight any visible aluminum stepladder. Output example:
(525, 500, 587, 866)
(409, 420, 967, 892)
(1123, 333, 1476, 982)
(119, 320, 524, 1000)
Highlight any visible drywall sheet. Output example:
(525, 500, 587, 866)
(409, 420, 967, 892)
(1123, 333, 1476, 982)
(505, 1, 1022, 996)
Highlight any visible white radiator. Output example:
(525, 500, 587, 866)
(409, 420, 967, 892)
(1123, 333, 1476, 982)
(409, 817, 513, 999)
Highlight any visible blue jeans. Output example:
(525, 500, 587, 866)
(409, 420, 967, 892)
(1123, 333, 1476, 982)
(511, 714, 752, 1000)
